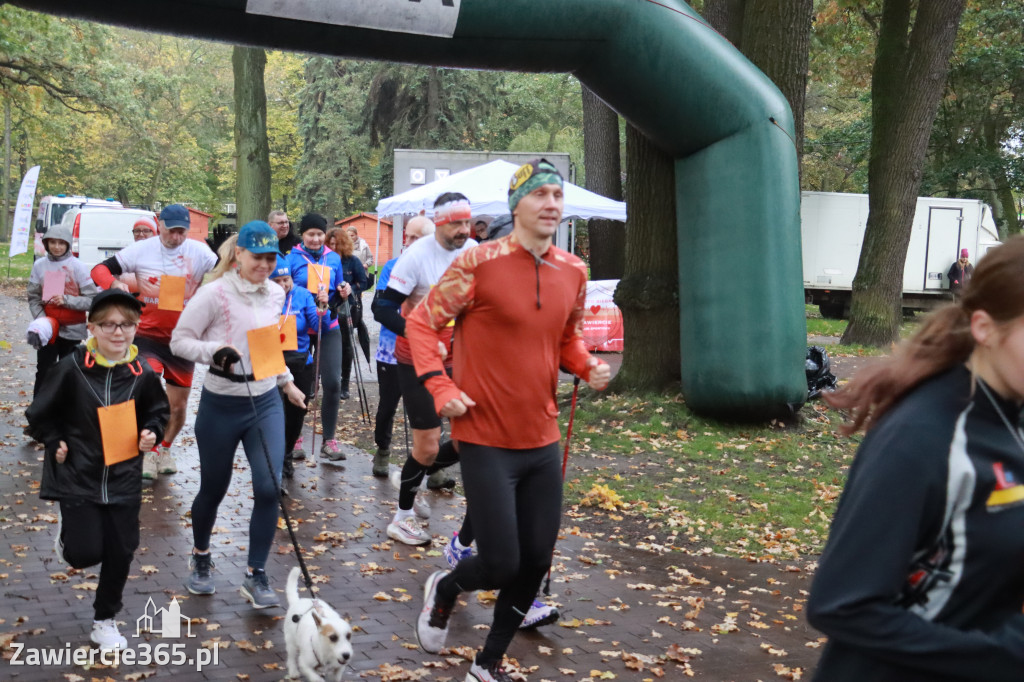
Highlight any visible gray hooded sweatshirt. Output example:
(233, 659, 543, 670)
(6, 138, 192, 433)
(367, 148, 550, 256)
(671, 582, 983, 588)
(27, 220, 98, 340)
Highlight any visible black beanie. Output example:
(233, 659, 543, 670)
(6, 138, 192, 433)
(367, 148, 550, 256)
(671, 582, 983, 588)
(299, 213, 328, 233)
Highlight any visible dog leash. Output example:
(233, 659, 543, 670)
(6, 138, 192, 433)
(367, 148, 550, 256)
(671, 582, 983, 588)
(235, 356, 317, 593)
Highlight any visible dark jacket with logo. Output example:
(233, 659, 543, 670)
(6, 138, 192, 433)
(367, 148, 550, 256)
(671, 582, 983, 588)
(807, 365, 1024, 681)
(28, 345, 169, 505)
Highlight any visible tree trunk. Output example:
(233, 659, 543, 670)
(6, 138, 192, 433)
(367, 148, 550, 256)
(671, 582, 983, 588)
(581, 85, 624, 280)
(233, 46, 271, 226)
(610, 125, 679, 392)
(982, 117, 1020, 239)
(704, 0, 812, 174)
(842, 0, 966, 346)
(703, 0, 746, 45)
(740, 0, 813, 164)
(1, 99, 10, 242)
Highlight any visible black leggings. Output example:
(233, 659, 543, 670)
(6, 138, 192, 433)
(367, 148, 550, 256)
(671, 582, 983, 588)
(59, 498, 140, 621)
(437, 442, 562, 666)
(283, 351, 314, 454)
(374, 361, 401, 451)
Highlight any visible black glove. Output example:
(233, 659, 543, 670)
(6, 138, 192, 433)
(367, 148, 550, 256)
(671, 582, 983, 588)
(27, 332, 42, 350)
(212, 347, 242, 372)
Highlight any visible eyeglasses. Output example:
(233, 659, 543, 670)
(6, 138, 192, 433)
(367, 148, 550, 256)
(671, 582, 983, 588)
(96, 321, 138, 334)
(132, 229, 154, 236)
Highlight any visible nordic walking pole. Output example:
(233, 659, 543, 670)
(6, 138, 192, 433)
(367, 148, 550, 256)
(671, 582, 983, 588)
(545, 374, 582, 596)
(341, 299, 370, 424)
(307, 292, 327, 458)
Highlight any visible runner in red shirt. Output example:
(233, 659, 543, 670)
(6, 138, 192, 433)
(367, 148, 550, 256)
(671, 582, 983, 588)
(408, 159, 611, 682)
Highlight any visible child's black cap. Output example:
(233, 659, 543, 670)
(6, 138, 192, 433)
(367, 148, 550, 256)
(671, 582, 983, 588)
(89, 288, 143, 318)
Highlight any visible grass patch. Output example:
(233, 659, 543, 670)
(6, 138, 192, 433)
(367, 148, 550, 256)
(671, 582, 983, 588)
(560, 389, 860, 561)
(805, 304, 923, 357)
(0, 245, 33, 280)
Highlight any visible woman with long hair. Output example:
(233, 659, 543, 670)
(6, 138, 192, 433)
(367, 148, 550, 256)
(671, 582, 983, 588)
(171, 221, 306, 609)
(326, 226, 368, 399)
(807, 236, 1024, 681)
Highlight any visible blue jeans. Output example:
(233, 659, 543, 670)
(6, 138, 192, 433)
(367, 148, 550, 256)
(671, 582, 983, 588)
(191, 387, 283, 570)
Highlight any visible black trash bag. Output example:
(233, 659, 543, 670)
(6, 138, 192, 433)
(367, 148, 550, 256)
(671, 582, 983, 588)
(805, 345, 838, 400)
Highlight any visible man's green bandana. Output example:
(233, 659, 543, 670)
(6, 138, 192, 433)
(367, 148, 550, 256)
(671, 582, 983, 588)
(508, 158, 564, 213)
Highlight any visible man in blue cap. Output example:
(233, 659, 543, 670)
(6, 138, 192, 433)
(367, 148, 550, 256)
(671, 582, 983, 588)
(91, 203, 218, 480)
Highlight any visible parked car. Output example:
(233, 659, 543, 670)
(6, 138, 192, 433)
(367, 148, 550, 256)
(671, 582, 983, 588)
(58, 206, 159, 268)
(33, 195, 123, 257)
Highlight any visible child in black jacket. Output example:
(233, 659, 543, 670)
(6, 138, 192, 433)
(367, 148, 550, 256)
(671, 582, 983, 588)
(27, 289, 169, 652)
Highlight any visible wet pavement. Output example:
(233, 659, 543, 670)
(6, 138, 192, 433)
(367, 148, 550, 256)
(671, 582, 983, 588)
(0, 288, 824, 681)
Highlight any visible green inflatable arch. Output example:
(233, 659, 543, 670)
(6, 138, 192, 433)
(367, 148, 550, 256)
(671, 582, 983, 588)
(12, 0, 808, 418)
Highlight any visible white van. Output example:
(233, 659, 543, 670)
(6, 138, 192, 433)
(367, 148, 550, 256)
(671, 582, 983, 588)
(60, 206, 159, 268)
(34, 195, 123, 257)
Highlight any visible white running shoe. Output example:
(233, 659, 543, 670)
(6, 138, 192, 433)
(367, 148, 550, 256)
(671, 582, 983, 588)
(156, 445, 177, 474)
(416, 570, 452, 654)
(387, 516, 432, 546)
(142, 451, 158, 480)
(90, 619, 127, 651)
(465, 658, 516, 681)
(520, 599, 560, 629)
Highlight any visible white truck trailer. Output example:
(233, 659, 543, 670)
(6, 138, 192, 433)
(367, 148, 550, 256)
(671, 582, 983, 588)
(801, 191, 1001, 318)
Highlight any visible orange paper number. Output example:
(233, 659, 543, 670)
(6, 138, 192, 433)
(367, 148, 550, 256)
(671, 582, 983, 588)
(279, 315, 298, 351)
(306, 264, 328, 295)
(248, 324, 287, 381)
(157, 275, 187, 311)
(98, 400, 139, 466)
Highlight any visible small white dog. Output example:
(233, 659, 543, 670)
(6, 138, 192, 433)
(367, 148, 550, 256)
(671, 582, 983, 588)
(284, 567, 353, 682)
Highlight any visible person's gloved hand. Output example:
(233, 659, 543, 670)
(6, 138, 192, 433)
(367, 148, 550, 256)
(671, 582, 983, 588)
(27, 332, 42, 350)
(212, 346, 242, 372)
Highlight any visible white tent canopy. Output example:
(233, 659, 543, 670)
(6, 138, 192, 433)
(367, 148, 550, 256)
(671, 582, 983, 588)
(375, 159, 626, 221)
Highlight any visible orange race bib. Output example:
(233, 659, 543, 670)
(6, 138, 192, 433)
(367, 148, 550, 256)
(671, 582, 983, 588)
(247, 324, 287, 381)
(157, 275, 186, 311)
(98, 400, 139, 466)
(305, 265, 329, 296)
(279, 314, 298, 351)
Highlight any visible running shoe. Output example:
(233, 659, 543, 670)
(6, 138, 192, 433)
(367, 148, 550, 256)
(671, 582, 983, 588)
(520, 599, 560, 629)
(387, 516, 432, 546)
(290, 436, 307, 460)
(320, 439, 346, 461)
(241, 569, 279, 609)
(156, 445, 177, 474)
(443, 532, 473, 569)
(185, 552, 216, 595)
(142, 451, 158, 480)
(90, 619, 127, 651)
(282, 456, 295, 479)
(466, 658, 516, 682)
(416, 569, 452, 654)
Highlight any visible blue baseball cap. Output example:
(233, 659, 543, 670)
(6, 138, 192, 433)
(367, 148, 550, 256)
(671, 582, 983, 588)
(159, 204, 190, 229)
(237, 220, 279, 254)
(273, 255, 291, 279)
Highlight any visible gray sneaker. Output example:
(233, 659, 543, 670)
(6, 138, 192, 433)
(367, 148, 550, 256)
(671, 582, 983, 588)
(372, 448, 389, 477)
(185, 552, 216, 595)
(241, 569, 279, 609)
